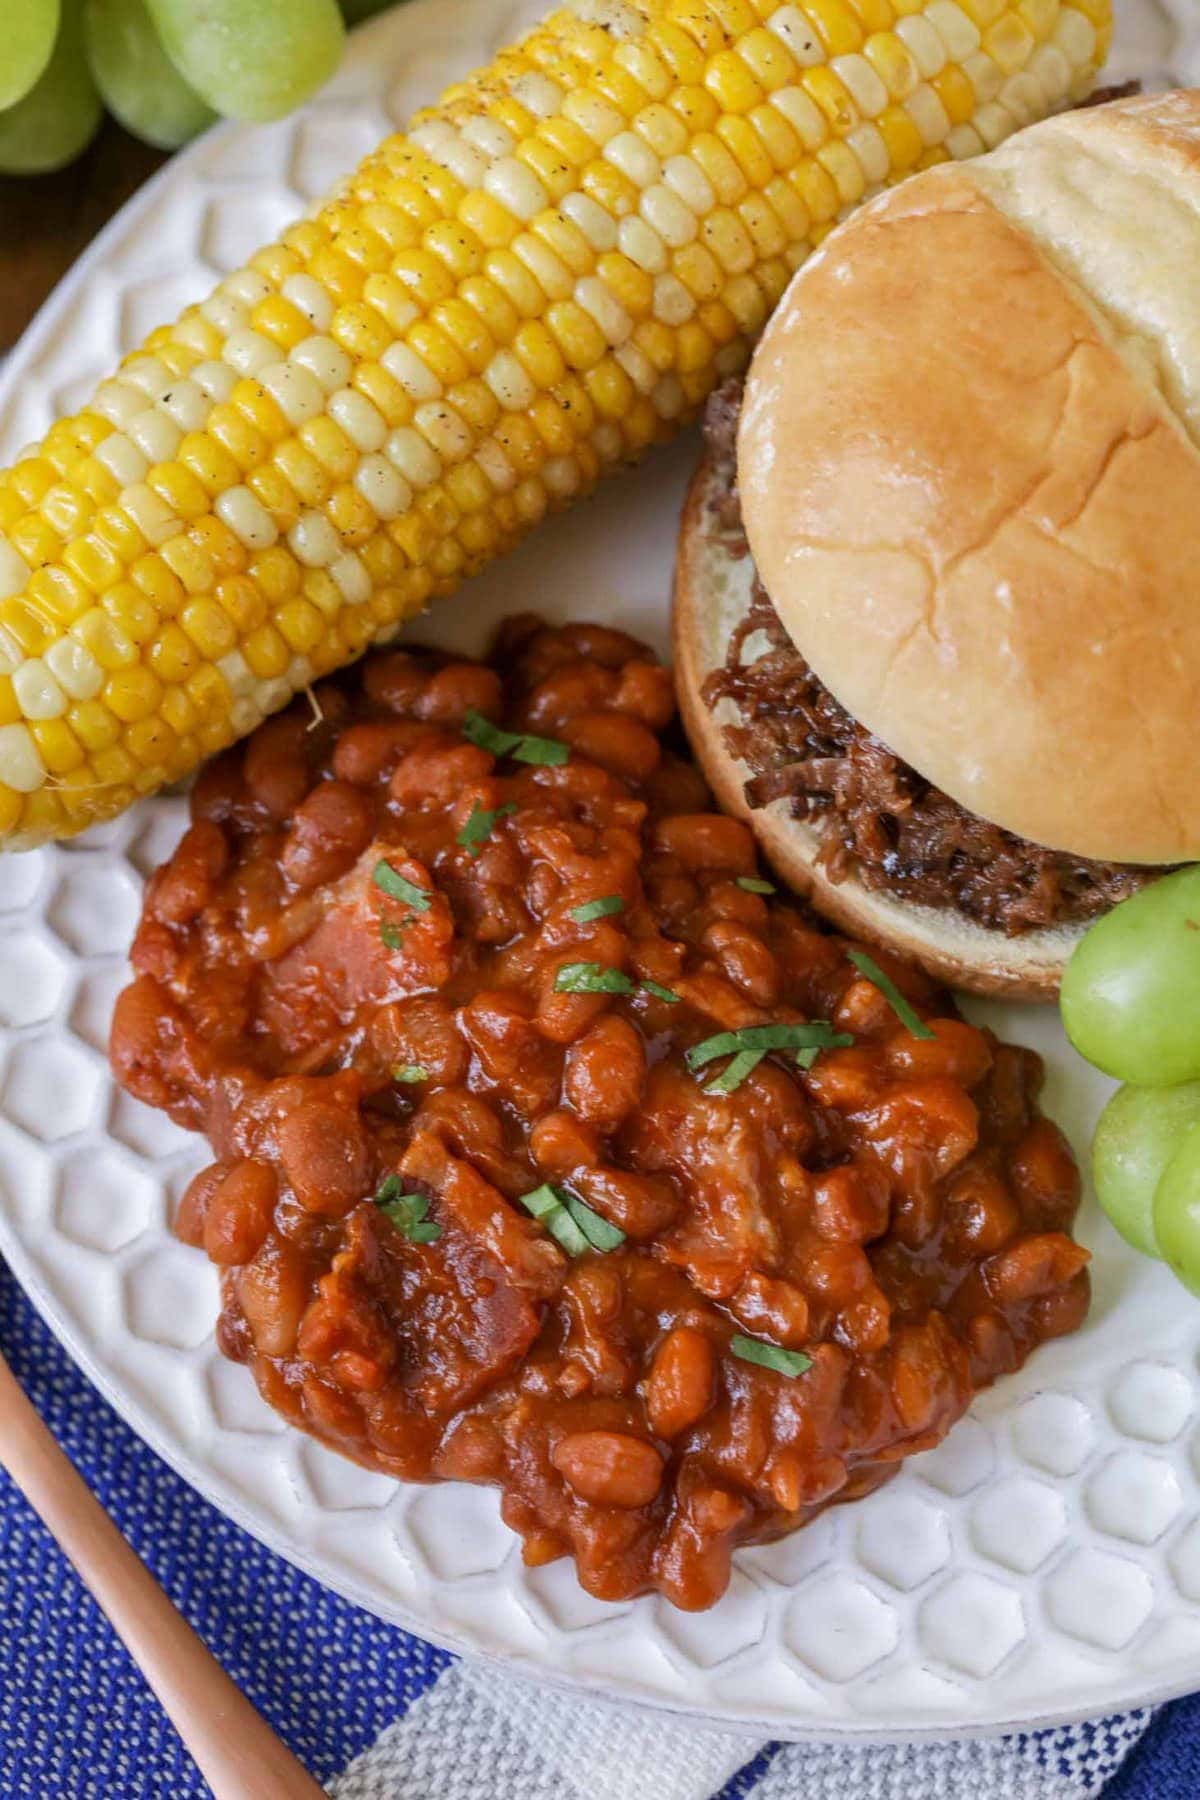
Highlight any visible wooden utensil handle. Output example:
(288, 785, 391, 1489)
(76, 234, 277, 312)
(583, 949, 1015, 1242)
(0, 1355, 327, 1800)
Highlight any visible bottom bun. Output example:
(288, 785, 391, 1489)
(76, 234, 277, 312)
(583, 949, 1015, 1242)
(671, 449, 1083, 1001)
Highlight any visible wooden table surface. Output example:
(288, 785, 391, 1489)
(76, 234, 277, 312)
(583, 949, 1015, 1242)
(0, 122, 166, 355)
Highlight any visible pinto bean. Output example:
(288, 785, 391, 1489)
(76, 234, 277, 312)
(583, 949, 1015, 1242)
(645, 1328, 716, 1439)
(552, 1430, 664, 1507)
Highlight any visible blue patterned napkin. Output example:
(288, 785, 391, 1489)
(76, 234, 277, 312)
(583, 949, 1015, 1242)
(0, 1260, 1195, 1800)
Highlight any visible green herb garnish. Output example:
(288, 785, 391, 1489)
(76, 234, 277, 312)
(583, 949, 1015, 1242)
(704, 1049, 765, 1095)
(730, 1333, 812, 1378)
(457, 800, 518, 856)
(640, 979, 681, 1005)
(846, 948, 935, 1040)
(688, 1021, 852, 1072)
(570, 895, 626, 924)
(554, 962, 636, 996)
(560, 1192, 625, 1252)
(373, 860, 432, 911)
(736, 876, 776, 895)
(517, 1183, 587, 1255)
(462, 708, 569, 766)
(375, 1176, 442, 1244)
(392, 1065, 428, 1084)
(380, 923, 405, 951)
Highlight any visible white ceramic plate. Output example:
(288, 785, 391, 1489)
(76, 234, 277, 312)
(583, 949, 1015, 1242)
(1, 0, 1197, 1743)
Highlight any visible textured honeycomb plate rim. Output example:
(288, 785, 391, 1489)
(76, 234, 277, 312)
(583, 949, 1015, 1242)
(1, 0, 1198, 1742)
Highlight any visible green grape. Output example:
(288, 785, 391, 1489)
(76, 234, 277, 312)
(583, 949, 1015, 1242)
(340, 0, 397, 21)
(1092, 1081, 1200, 1258)
(0, 0, 102, 175)
(1153, 1123, 1200, 1297)
(84, 0, 214, 148)
(1061, 867, 1200, 1086)
(0, 0, 60, 111)
(145, 0, 345, 123)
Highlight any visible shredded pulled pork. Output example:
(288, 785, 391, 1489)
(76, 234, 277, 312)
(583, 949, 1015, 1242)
(700, 380, 1158, 937)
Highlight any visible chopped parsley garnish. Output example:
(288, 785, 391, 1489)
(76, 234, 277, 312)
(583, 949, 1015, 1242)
(373, 860, 432, 911)
(686, 1022, 853, 1092)
(736, 876, 776, 895)
(457, 800, 517, 856)
(375, 1177, 441, 1244)
(554, 962, 635, 996)
(730, 1333, 812, 1378)
(847, 948, 935, 1040)
(392, 1065, 428, 1084)
(570, 895, 626, 924)
(462, 708, 569, 766)
(552, 963, 681, 1006)
(380, 922, 405, 951)
(517, 1183, 625, 1255)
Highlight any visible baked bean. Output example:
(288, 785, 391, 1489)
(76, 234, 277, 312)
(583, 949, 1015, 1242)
(612, 659, 675, 729)
(701, 920, 779, 1006)
(552, 1430, 664, 1507)
(238, 1242, 309, 1357)
(150, 820, 230, 926)
(645, 1328, 716, 1439)
(176, 1162, 224, 1249)
(277, 1102, 370, 1216)
(652, 814, 756, 875)
(810, 1165, 890, 1244)
(983, 1233, 1090, 1305)
(562, 710, 661, 784)
(243, 714, 311, 820)
(524, 663, 617, 730)
(280, 781, 374, 891)
(564, 1014, 645, 1132)
(529, 1109, 601, 1175)
(885, 1019, 993, 1088)
(803, 1045, 883, 1113)
(390, 739, 493, 809)
(833, 978, 898, 1037)
(371, 996, 469, 1088)
(332, 719, 425, 785)
(730, 1271, 810, 1346)
(461, 990, 561, 1117)
(574, 1167, 680, 1238)
(866, 1081, 979, 1180)
(415, 663, 503, 725)
(203, 1160, 278, 1265)
(945, 1164, 1022, 1256)
(363, 651, 426, 713)
(1008, 1119, 1081, 1229)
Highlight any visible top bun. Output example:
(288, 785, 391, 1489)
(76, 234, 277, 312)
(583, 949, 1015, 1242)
(737, 90, 1200, 869)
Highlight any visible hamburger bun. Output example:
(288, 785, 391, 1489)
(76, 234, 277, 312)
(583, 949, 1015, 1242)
(674, 90, 1200, 997)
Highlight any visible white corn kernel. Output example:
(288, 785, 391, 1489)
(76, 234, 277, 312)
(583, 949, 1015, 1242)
(410, 120, 456, 156)
(386, 427, 441, 489)
(905, 84, 951, 144)
(201, 292, 249, 335)
(543, 455, 581, 497)
(0, 723, 44, 792)
(127, 408, 183, 465)
(381, 342, 443, 402)
(926, 0, 981, 59)
(1000, 69, 1042, 125)
(13, 658, 66, 720)
(329, 389, 388, 453)
(218, 649, 255, 699)
(895, 15, 947, 77)
(230, 696, 264, 736)
(963, 49, 1003, 102)
(460, 115, 515, 158)
(847, 123, 890, 184)
(0, 628, 20, 676)
(560, 191, 618, 252)
(331, 553, 372, 604)
(641, 183, 697, 249)
(192, 360, 237, 403)
(974, 100, 1015, 148)
(439, 137, 491, 188)
(770, 86, 828, 150)
(591, 421, 623, 462)
(474, 439, 516, 493)
(120, 483, 182, 548)
(121, 355, 171, 397)
(652, 374, 685, 420)
(173, 313, 218, 357)
(946, 120, 986, 157)
(223, 329, 277, 376)
(767, 6, 824, 65)
(514, 234, 573, 301)
(45, 637, 104, 701)
(663, 154, 716, 217)
(261, 361, 326, 427)
(562, 90, 625, 147)
(653, 274, 694, 326)
(512, 72, 564, 118)
(222, 268, 272, 307)
(285, 654, 314, 691)
(615, 341, 656, 394)
(833, 54, 889, 117)
(1028, 42, 1071, 100)
(94, 433, 150, 488)
(155, 379, 209, 433)
(484, 157, 549, 222)
(618, 214, 668, 274)
(258, 677, 291, 715)
(354, 454, 411, 520)
(288, 511, 341, 568)
(216, 486, 279, 550)
(604, 130, 660, 188)
(290, 336, 352, 393)
(484, 350, 537, 411)
(415, 402, 472, 463)
(281, 274, 334, 332)
(1054, 7, 1095, 65)
(574, 276, 632, 345)
(91, 379, 145, 429)
(0, 536, 29, 602)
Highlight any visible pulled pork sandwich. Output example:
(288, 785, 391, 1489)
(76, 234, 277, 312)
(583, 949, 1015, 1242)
(673, 89, 1200, 1000)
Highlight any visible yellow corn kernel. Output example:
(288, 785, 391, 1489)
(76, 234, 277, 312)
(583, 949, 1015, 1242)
(933, 64, 978, 122)
(130, 553, 185, 618)
(984, 11, 1035, 70)
(149, 623, 199, 684)
(877, 101, 925, 166)
(243, 625, 291, 679)
(803, 65, 860, 132)
(691, 132, 748, 203)
(251, 544, 302, 605)
(864, 30, 921, 96)
(28, 567, 91, 627)
(252, 294, 312, 351)
(101, 585, 157, 644)
(105, 665, 163, 724)
(67, 699, 121, 753)
(180, 597, 237, 658)
(75, 608, 138, 671)
(277, 598, 327, 654)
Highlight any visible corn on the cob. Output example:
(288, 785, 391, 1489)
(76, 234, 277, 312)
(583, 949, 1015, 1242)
(0, 0, 1110, 847)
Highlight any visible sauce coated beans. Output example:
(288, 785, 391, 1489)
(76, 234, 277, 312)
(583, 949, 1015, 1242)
(110, 618, 1089, 1610)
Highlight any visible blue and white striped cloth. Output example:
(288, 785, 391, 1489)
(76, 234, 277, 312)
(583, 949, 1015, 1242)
(1, 1259, 1195, 1800)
